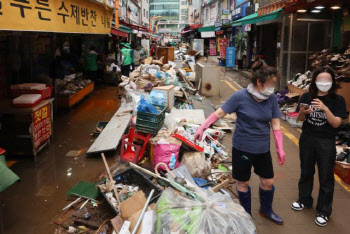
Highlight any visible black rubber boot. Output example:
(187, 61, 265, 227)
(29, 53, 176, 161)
(259, 185, 283, 225)
(237, 186, 252, 215)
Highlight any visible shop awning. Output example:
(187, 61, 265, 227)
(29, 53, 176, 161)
(198, 25, 216, 32)
(120, 25, 132, 33)
(111, 27, 129, 38)
(119, 21, 149, 33)
(232, 9, 282, 27)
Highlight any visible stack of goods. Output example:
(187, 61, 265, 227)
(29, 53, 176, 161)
(308, 46, 350, 80)
(56, 74, 92, 96)
(336, 123, 350, 164)
(136, 95, 167, 135)
(287, 71, 312, 90)
(11, 83, 53, 100)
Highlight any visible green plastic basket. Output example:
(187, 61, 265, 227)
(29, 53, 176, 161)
(136, 120, 165, 135)
(136, 105, 166, 123)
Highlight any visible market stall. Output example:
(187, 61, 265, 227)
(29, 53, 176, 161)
(0, 98, 54, 158)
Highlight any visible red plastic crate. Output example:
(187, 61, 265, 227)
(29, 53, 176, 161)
(11, 86, 53, 99)
(120, 128, 151, 163)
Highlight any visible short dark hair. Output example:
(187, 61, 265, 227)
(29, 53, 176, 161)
(89, 45, 96, 51)
(251, 60, 278, 85)
(309, 67, 337, 99)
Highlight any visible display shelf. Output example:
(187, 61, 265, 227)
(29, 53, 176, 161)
(57, 82, 94, 108)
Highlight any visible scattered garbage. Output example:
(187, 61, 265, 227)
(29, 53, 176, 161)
(54, 49, 248, 234)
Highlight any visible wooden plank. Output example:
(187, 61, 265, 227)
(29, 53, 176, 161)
(192, 98, 225, 125)
(169, 109, 206, 124)
(87, 100, 133, 154)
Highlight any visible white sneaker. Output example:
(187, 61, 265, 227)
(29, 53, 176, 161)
(291, 201, 305, 211)
(315, 214, 328, 227)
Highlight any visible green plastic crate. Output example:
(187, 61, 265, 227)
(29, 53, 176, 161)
(136, 105, 166, 123)
(136, 120, 165, 135)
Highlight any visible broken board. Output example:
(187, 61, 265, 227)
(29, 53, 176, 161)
(169, 108, 206, 124)
(87, 100, 133, 154)
(192, 98, 225, 125)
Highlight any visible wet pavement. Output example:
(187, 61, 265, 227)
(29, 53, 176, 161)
(209, 68, 350, 234)
(1, 65, 350, 234)
(1, 85, 120, 234)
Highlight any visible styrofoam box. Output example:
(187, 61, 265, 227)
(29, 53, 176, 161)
(13, 94, 41, 104)
(11, 83, 46, 90)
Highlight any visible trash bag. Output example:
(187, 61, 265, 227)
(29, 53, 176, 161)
(149, 90, 165, 106)
(143, 65, 160, 76)
(137, 95, 159, 114)
(181, 152, 211, 178)
(155, 187, 256, 234)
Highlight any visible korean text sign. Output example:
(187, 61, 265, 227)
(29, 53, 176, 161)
(33, 104, 51, 149)
(219, 38, 228, 58)
(0, 0, 113, 34)
(226, 47, 235, 67)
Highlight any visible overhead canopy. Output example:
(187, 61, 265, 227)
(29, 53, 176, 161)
(120, 25, 132, 33)
(232, 9, 282, 27)
(111, 27, 129, 38)
(198, 25, 215, 32)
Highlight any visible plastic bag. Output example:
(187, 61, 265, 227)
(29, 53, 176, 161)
(149, 90, 165, 106)
(155, 187, 256, 234)
(181, 152, 211, 178)
(109, 63, 120, 72)
(137, 95, 159, 114)
(153, 143, 181, 172)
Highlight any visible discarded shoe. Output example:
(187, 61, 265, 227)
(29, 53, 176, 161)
(259, 185, 283, 225)
(336, 150, 348, 161)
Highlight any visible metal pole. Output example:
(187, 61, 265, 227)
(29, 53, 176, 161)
(279, 15, 285, 89)
(286, 13, 294, 82)
(306, 22, 310, 71)
(131, 189, 155, 234)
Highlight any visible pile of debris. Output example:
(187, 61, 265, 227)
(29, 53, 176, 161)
(54, 51, 256, 234)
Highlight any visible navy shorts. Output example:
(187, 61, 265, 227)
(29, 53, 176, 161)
(232, 147, 274, 182)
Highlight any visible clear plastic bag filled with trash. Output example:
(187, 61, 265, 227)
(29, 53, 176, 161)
(155, 187, 256, 234)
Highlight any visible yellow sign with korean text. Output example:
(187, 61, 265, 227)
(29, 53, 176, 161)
(0, 0, 113, 34)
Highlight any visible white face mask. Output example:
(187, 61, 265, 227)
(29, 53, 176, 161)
(260, 87, 275, 96)
(316, 82, 332, 92)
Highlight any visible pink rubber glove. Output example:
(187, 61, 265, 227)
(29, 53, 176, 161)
(273, 130, 286, 166)
(194, 112, 219, 141)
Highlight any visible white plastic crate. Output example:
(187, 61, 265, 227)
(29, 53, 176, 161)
(153, 85, 175, 111)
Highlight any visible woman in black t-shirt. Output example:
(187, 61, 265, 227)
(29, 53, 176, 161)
(291, 67, 347, 227)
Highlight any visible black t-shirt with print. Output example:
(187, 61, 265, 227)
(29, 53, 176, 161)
(297, 92, 348, 138)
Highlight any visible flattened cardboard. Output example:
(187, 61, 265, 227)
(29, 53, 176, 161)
(120, 191, 147, 220)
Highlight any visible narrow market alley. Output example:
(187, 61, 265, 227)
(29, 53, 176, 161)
(2, 69, 350, 234)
